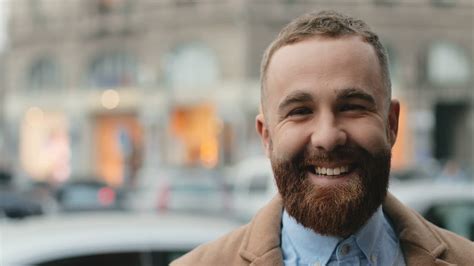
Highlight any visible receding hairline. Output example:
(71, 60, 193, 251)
(262, 35, 390, 114)
(259, 10, 392, 114)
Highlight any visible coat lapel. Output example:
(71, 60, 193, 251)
(238, 196, 284, 266)
(383, 193, 454, 266)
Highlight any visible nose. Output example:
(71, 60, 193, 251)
(310, 112, 347, 152)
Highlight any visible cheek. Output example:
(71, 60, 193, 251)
(347, 122, 391, 153)
(271, 124, 310, 161)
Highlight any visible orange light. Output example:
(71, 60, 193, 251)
(170, 103, 221, 166)
(392, 101, 412, 170)
(200, 137, 218, 168)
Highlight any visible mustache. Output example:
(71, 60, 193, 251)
(296, 145, 369, 165)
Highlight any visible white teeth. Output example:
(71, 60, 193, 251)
(314, 166, 350, 176)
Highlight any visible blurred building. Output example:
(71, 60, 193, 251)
(1, 0, 472, 186)
(0, 51, 6, 162)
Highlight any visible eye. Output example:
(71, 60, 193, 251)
(287, 107, 312, 117)
(339, 104, 367, 112)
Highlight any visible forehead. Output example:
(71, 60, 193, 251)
(264, 36, 385, 110)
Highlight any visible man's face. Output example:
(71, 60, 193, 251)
(256, 35, 399, 237)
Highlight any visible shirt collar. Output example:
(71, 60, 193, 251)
(354, 206, 385, 260)
(354, 206, 401, 265)
(281, 206, 393, 265)
(282, 210, 340, 265)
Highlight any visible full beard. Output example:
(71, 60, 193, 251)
(271, 144, 391, 237)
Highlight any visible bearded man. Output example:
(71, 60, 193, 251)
(172, 10, 474, 266)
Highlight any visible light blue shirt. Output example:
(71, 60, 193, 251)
(281, 207, 406, 266)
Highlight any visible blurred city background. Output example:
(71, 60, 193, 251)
(0, 0, 472, 265)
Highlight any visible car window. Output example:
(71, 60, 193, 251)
(61, 186, 100, 206)
(152, 251, 187, 265)
(37, 250, 188, 266)
(424, 200, 474, 240)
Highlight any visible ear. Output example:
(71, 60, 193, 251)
(256, 112, 271, 157)
(388, 100, 400, 147)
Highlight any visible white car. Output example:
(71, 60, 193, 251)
(230, 156, 277, 221)
(389, 180, 474, 240)
(0, 212, 242, 265)
(128, 167, 230, 215)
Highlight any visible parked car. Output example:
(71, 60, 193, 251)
(1, 212, 242, 265)
(0, 170, 43, 219)
(128, 167, 230, 215)
(390, 181, 474, 240)
(56, 179, 126, 212)
(0, 189, 43, 219)
(230, 156, 277, 221)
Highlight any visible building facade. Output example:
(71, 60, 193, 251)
(2, 0, 473, 186)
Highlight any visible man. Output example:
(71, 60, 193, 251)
(172, 10, 474, 266)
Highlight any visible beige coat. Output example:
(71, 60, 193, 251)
(171, 193, 474, 266)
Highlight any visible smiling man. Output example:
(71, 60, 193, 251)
(172, 10, 474, 266)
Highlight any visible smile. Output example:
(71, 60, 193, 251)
(308, 165, 353, 177)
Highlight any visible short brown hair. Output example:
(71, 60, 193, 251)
(260, 10, 391, 107)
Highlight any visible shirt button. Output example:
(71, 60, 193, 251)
(340, 244, 351, 256)
(370, 254, 377, 264)
(313, 261, 321, 266)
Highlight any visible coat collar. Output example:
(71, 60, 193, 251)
(239, 196, 284, 265)
(383, 193, 454, 266)
(238, 193, 453, 266)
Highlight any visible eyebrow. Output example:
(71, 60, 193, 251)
(336, 87, 376, 106)
(277, 90, 313, 113)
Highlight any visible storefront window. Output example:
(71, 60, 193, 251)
(93, 114, 143, 187)
(20, 108, 70, 184)
(170, 103, 221, 168)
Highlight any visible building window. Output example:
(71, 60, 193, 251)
(426, 42, 470, 86)
(98, 0, 115, 14)
(431, 0, 456, 8)
(29, 0, 46, 25)
(27, 57, 61, 90)
(374, 0, 398, 6)
(175, 0, 196, 6)
(96, 0, 132, 14)
(163, 42, 219, 90)
(87, 52, 138, 88)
